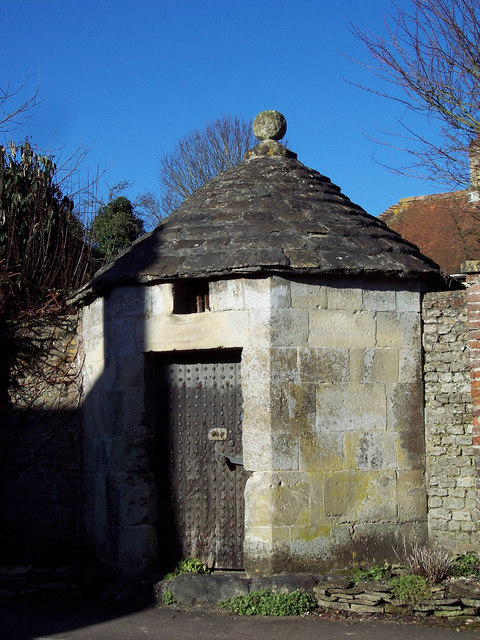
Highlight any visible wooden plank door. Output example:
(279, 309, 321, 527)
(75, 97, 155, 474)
(155, 350, 247, 570)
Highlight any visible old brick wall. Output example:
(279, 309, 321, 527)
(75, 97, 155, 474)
(0, 315, 83, 564)
(423, 290, 478, 553)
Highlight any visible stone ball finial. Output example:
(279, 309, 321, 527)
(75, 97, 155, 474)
(253, 110, 287, 141)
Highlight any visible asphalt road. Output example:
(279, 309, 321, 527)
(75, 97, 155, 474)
(2, 599, 480, 640)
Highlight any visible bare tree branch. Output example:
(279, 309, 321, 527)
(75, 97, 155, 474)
(351, 0, 480, 188)
(158, 114, 256, 217)
(134, 190, 162, 230)
(0, 77, 39, 134)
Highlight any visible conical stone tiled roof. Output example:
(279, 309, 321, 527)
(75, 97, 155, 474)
(73, 113, 450, 303)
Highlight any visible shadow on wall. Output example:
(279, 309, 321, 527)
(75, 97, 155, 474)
(0, 226, 167, 571)
(0, 314, 83, 565)
(0, 306, 158, 640)
(0, 406, 82, 565)
(80, 227, 171, 575)
(81, 282, 154, 574)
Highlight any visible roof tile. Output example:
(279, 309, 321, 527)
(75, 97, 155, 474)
(74, 153, 449, 303)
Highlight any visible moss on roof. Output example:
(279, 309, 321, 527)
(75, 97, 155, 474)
(73, 149, 450, 304)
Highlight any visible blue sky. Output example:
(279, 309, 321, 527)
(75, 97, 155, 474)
(0, 0, 446, 221)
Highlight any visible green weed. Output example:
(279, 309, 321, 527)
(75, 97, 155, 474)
(164, 557, 209, 581)
(218, 589, 316, 616)
(450, 552, 480, 578)
(162, 588, 177, 605)
(390, 574, 431, 608)
(351, 563, 392, 582)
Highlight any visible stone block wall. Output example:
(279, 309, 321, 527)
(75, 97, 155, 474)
(423, 290, 477, 553)
(6, 275, 480, 573)
(81, 275, 463, 577)
(81, 288, 158, 575)
(0, 315, 82, 563)
(82, 278, 294, 574)
(244, 277, 427, 575)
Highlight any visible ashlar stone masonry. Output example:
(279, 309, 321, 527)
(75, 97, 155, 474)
(80, 274, 429, 575)
(242, 277, 427, 574)
(76, 111, 449, 577)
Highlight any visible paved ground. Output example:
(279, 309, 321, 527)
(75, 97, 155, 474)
(2, 599, 480, 640)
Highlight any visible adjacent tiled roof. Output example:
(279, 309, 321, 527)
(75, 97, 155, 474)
(73, 147, 450, 303)
(380, 190, 480, 275)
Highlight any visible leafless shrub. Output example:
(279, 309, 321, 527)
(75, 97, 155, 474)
(395, 537, 451, 583)
(409, 542, 451, 583)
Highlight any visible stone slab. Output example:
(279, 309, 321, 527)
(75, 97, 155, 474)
(167, 574, 250, 606)
(350, 602, 384, 613)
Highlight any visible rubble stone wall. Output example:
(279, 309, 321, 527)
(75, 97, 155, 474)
(0, 315, 82, 563)
(423, 290, 478, 553)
